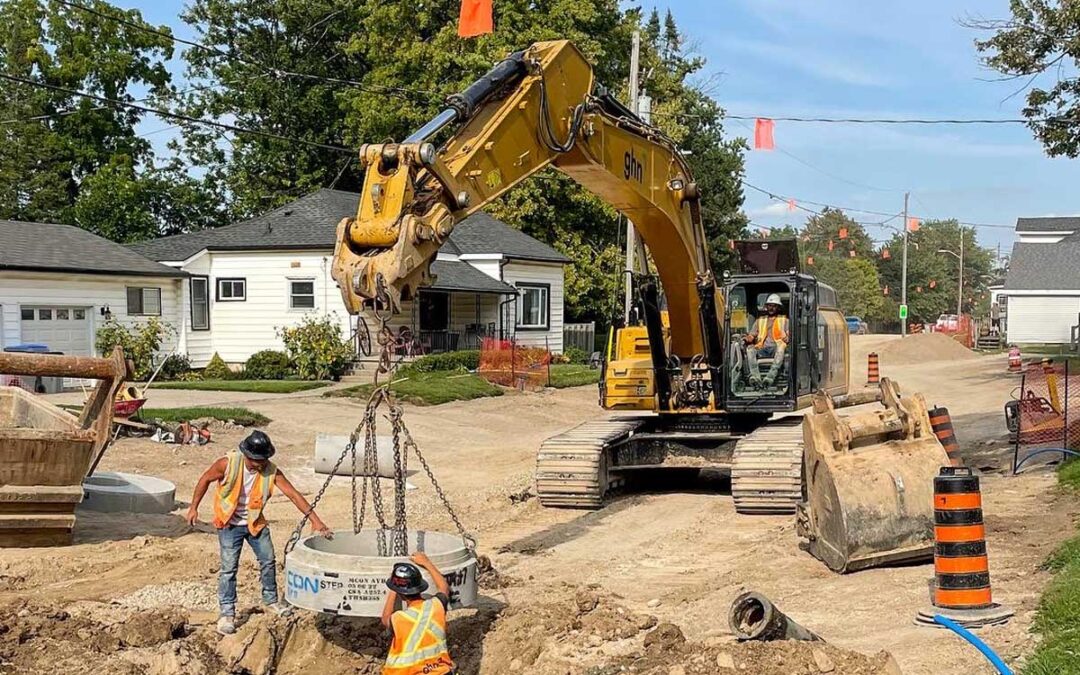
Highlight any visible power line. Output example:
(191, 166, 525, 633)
(0, 72, 353, 154)
(53, 0, 437, 101)
(741, 180, 1015, 231)
(727, 114, 1040, 125)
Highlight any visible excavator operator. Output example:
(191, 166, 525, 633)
(743, 294, 789, 389)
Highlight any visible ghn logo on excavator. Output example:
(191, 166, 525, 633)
(623, 148, 644, 182)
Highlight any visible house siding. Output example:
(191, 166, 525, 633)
(1006, 294, 1080, 344)
(0, 270, 182, 355)
(503, 260, 564, 352)
(187, 250, 350, 366)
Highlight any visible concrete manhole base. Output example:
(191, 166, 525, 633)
(285, 529, 477, 617)
(80, 472, 176, 514)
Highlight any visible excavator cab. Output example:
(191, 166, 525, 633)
(726, 284, 795, 398)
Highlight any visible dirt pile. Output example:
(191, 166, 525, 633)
(875, 332, 977, 365)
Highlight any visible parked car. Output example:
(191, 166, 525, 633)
(936, 314, 960, 331)
(845, 316, 868, 335)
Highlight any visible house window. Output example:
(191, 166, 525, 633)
(217, 278, 246, 301)
(127, 287, 162, 316)
(516, 283, 550, 330)
(38, 309, 52, 321)
(419, 291, 450, 331)
(289, 279, 316, 310)
(190, 277, 210, 331)
(20, 308, 33, 321)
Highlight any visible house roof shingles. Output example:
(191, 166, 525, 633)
(0, 220, 186, 278)
(1015, 217, 1080, 233)
(128, 188, 569, 264)
(1005, 236, 1080, 290)
(429, 259, 515, 294)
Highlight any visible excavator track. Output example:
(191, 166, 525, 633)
(731, 417, 805, 515)
(535, 417, 646, 508)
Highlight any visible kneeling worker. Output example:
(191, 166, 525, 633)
(186, 430, 333, 635)
(381, 552, 456, 675)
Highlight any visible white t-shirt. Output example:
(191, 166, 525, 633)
(227, 464, 258, 526)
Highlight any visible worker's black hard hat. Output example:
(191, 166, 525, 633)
(239, 430, 276, 460)
(386, 562, 428, 596)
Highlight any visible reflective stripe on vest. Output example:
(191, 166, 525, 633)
(384, 598, 452, 673)
(755, 316, 788, 349)
(212, 451, 276, 535)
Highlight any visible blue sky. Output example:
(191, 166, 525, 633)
(128, 0, 1080, 253)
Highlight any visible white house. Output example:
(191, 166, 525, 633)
(0, 220, 186, 357)
(1004, 217, 1080, 345)
(128, 189, 569, 366)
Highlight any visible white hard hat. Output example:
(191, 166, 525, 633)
(765, 294, 782, 306)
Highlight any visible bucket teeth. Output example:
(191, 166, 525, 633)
(731, 418, 804, 515)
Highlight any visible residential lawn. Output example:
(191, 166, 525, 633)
(136, 406, 270, 427)
(548, 364, 601, 389)
(1023, 459, 1080, 675)
(326, 371, 502, 406)
(152, 379, 331, 393)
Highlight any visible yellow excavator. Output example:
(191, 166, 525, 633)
(330, 40, 948, 572)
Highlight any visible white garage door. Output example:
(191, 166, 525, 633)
(20, 306, 93, 355)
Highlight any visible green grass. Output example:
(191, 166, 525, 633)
(136, 406, 270, 426)
(153, 379, 331, 393)
(326, 371, 502, 406)
(1023, 459, 1080, 674)
(548, 364, 601, 389)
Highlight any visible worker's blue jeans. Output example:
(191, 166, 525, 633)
(746, 343, 786, 384)
(218, 524, 278, 617)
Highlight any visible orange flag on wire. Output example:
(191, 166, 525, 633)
(907, 217, 921, 232)
(828, 240, 834, 252)
(459, 0, 493, 37)
(807, 255, 814, 266)
(849, 249, 856, 258)
(787, 198, 796, 212)
(882, 248, 891, 259)
(754, 118, 775, 150)
(883, 285, 889, 296)
(838, 227, 848, 239)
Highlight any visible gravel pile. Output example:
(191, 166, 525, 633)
(116, 581, 219, 612)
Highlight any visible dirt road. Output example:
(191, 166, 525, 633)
(2, 335, 1074, 673)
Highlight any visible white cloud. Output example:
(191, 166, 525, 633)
(718, 38, 891, 88)
(747, 202, 793, 218)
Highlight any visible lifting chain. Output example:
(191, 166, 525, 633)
(284, 275, 475, 557)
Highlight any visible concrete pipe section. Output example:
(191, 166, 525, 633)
(80, 472, 176, 514)
(285, 529, 477, 617)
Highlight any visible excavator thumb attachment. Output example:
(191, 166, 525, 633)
(797, 378, 949, 573)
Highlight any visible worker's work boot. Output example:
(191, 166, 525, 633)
(265, 601, 294, 617)
(217, 616, 236, 635)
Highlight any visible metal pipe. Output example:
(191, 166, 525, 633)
(728, 591, 821, 642)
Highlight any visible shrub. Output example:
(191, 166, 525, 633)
(157, 354, 192, 381)
(278, 314, 353, 381)
(95, 316, 174, 380)
(244, 350, 294, 380)
(203, 352, 233, 380)
(562, 346, 589, 365)
(404, 350, 481, 374)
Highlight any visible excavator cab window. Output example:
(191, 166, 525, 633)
(726, 280, 794, 399)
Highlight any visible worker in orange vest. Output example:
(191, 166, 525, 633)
(186, 430, 333, 636)
(744, 293, 790, 389)
(380, 553, 456, 675)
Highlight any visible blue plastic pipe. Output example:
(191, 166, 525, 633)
(1014, 448, 1080, 474)
(933, 614, 1013, 675)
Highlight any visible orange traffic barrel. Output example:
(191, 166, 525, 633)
(929, 407, 962, 466)
(866, 352, 880, 385)
(933, 467, 991, 610)
(1007, 346, 1021, 373)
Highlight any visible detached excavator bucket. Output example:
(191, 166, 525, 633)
(797, 378, 949, 573)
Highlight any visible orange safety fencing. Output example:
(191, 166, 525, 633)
(1009, 359, 1080, 472)
(931, 314, 975, 348)
(477, 337, 552, 391)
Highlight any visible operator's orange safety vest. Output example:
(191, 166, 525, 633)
(212, 451, 276, 535)
(754, 315, 788, 349)
(384, 597, 454, 675)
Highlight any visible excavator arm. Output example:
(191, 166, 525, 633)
(331, 40, 723, 408)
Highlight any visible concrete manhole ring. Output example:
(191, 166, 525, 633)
(81, 471, 176, 514)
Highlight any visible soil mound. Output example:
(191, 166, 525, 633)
(875, 332, 977, 364)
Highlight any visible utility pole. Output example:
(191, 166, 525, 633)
(901, 192, 909, 337)
(623, 31, 641, 323)
(957, 228, 964, 317)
